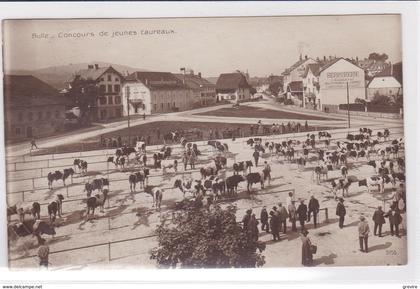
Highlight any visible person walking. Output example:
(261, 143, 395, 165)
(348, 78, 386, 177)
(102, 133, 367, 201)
(297, 199, 308, 231)
(288, 200, 297, 232)
(30, 137, 38, 150)
(278, 203, 288, 234)
(269, 210, 280, 241)
(336, 198, 346, 229)
(260, 206, 269, 233)
(263, 161, 271, 185)
(358, 216, 370, 253)
(385, 208, 402, 237)
(300, 230, 313, 266)
(308, 195, 320, 228)
(372, 206, 386, 237)
(37, 239, 49, 269)
(253, 149, 260, 167)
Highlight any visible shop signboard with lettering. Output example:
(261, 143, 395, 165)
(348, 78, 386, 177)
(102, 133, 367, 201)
(324, 71, 363, 89)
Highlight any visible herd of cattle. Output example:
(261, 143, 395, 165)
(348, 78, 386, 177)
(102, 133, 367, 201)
(7, 127, 405, 248)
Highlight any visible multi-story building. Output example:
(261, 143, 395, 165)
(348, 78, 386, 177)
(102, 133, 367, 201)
(215, 72, 251, 103)
(4, 75, 66, 140)
(174, 72, 216, 107)
(281, 55, 317, 98)
(121, 71, 192, 115)
(69, 64, 124, 121)
(302, 63, 321, 109)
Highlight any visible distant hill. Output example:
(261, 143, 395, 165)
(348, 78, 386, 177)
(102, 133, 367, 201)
(5, 62, 148, 90)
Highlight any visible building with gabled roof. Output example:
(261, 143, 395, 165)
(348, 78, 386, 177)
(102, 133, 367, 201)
(281, 55, 317, 94)
(122, 71, 192, 115)
(4, 75, 67, 140)
(174, 72, 216, 107)
(68, 64, 124, 121)
(367, 62, 403, 100)
(302, 63, 322, 109)
(215, 72, 251, 103)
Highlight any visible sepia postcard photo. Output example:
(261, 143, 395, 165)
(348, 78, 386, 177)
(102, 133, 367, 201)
(2, 15, 407, 270)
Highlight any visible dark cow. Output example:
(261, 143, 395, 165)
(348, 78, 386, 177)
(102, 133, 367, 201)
(246, 172, 264, 192)
(129, 171, 147, 192)
(174, 179, 193, 197)
(225, 175, 245, 195)
(74, 159, 88, 175)
(86, 189, 109, 220)
(47, 194, 65, 222)
(47, 171, 63, 189)
(233, 161, 253, 175)
(62, 168, 75, 186)
(200, 167, 219, 179)
(391, 173, 405, 186)
(116, 147, 136, 157)
(8, 219, 56, 245)
(10, 202, 41, 222)
(318, 131, 331, 139)
(214, 156, 227, 168)
(296, 157, 306, 169)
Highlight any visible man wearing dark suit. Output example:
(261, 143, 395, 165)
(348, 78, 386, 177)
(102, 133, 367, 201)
(372, 206, 386, 237)
(297, 200, 308, 231)
(308, 195, 320, 228)
(385, 209, 402, 237)
(336, 198, 346, 229)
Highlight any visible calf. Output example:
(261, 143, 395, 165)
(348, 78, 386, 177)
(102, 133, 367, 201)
(246, 172, 264, 193)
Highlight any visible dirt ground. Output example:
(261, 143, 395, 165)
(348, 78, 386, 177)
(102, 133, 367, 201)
(6, 123, 407, 270)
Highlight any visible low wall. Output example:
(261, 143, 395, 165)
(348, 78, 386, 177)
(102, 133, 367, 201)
(337, 109, 402, 119)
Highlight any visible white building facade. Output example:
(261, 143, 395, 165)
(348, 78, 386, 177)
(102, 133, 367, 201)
(367, 76, 402, 100)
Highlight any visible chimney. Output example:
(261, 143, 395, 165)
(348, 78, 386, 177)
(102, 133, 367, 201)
(88, 64, 94, 69)
(305, 55, 308, 60)
(95, 64, 99, 69)
(198, 72, 202, 78)
(356, 56, 359, 62)
(323, 56, 326, 61)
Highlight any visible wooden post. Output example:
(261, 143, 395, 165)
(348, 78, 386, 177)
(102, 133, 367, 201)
(32, 178, 35, 189)
(66, 186, 69, 198)
(324, 208, 329, 223)
(108, 217, 111, 231)
(108, 242, 111, 262)
(22, 191, 25, 202)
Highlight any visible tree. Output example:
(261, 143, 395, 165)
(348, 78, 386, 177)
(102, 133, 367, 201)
(150, 205, 266, 268)
(371, 92, 391, 106)
(368, 52, 389, 62)
(354, 98, 367, 105)
(268, 81, 283, 96)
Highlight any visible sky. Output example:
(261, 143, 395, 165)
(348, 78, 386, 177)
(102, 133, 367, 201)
(2, 15, 402, 77)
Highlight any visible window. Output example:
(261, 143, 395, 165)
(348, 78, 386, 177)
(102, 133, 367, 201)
(115, 95, 121, 104)
(99, 97, 107, 105)
(99, 85, 106, 93)
(115, 78, 120, 82)
(107, 74, 112, 81)
(107, 85, 112, 93)
(38, 111, 43, 120)
(55, 110, 60, 118)
(108, 95, 113, 104)
(27, 112, 33, 121)
(114, 84, 120, 93)
(100, 77, 104, 81)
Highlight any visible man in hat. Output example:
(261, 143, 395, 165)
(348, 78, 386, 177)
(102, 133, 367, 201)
(37, 238, 49, 269)
(385, 208, 402, 237)
(278, 203, 288, 234)
(297, 199, 308, 231)
(308, 195, 320, 228)
(260, 206, 269, 233)
(288, 200, 297, 232)
(336, 198, 346, 229)
(372, 206, 386, 237)
(358, 215, 370, 253)
(242, 209, 252, 232)
(286, 191, 294, 209)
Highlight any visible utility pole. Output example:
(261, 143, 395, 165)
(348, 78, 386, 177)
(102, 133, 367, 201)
(126, 86, 131, 146)
(346, 82, 350, 129)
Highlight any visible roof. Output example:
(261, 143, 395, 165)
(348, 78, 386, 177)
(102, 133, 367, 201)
(4, 75, 65, 108)
(73, 66, 123, 82)
(173, 74, 215, 90)
(375, 62, 403, 85)
(287, 81, 303, 92)
(282, 58, 315, 76)
(368, 76, 401, 89)
(126, 71, 187, 90)
(215, 73, 250, 91)
(319, 58, 363, 74)
(303, 63, 321, 78)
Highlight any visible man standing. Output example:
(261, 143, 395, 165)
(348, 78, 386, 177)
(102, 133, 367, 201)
(336, 198, 346, 229)
(358, 216, 370, 253)
(372, 206, 386, 237)
(286, 192, 294, 209)
(269, 210, 280, 241)
(242, 209, 252, 232)
(288, 200, 297, 232)
(308, 195, 320, 228)
(385, 208, 402, 237)
(30, 137, 38, 150)
(263, 161, 271, 185)
(260, 206, 269, 233)
(253, 149, 260, 167)
(278, 203, 288, 234)
(182, 152, 188, 171)
(297, 199, 308, 231)
(37, 239, 49, 269)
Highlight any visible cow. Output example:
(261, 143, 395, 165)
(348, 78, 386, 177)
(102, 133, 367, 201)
(214, 156, 227, 168)
(161, 159, 177, 174)
(200, 166, 219, 179)
(74, 159, 88, 175)
(8, 219, 56, 245)
(62, 168, 75, 186)
(246, 172, 264, 193)
(318, 131, 331, 139)
(340, 166, 348, 178)
(225, 175, 245, 195)
(129, 171, 147, 192)
(47, 171, 63, 189)
(233, 161, 253, 175)
(86, 189, 109, 220)
(296, 157, 306, 169)
(313, 166, 329, 183)
(331, 178, 353, 198)
(9, 202, 41, 222)
(116, 147, 137, 157)
(85, 178, 109, 197)
(47, 194, 65, 222)
(145, 186, 163, 210)
(390, 173, 405, 186)
(358, 176, 390, 193)
(174, 179, 193, 197)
